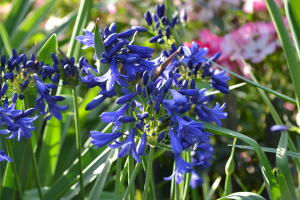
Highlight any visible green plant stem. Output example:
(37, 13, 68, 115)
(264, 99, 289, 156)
(182, 150, 191, 200)
(123, 162, 141, 200)
(72, 88, 85, 200)
(114, 136, 123, 200)
(224, 175, 231, 196)
(28, 139, 44, 200)
(128, 156, 134, 200)
(23, 97, 44, 200)
(142, 147, 154, 200)
(5, 139, 24, 200)
(175, 181, 180, 200)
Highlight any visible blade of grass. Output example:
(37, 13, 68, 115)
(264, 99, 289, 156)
(229, 144, 300, 159)
(219, 192, 267, 200)
(205, 176, 222, 200)
(264, 0, 300, 110)
(0, 22, 12, 57)
(191, 120, 281, 200)
(10, 0, 56, 53)
(89, 149, 118, 200)
(245, 62, 296, 199)
(285, 0, 300, 59)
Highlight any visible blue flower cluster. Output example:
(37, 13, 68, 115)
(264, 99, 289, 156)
(0, 82, 39, 162)
(90, 68, 227, 183)
(190, 141, 214, 188)
(0, 48, 70, 121)
(144, 3, 179, 44)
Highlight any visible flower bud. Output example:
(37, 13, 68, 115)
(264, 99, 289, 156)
(136, 83, 142, 95)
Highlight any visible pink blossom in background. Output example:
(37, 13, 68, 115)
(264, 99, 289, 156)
(106, 3, 117, 15)
(243, 0, 283, 14)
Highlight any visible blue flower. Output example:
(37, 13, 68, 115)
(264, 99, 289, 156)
(108, 128, 141, 163)
(271, 125, 290, 132)
(99, 103, 129, 132)
(90, 131, 123, 148)
(190, 170, 204, 188)
(137, 133, 147, 156)
(164, 154, 194, 184)
(181, 41, 208, 66)
(126, 45, 155, 59)
(0, 149, 12, 162)
(211, 69, 230, 94)
(34, 74, 69, 121)
(94, 57, 129, 91)
(194, 103, 227, 127)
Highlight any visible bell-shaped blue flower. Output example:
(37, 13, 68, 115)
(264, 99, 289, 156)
(181, 41, 208, 66)
(194, 103, 227, 127)
(90, 131, 123, 148)
(108, 128, 141, 163)
(137, 133, 147, 156)
(94, 57, 129, 91)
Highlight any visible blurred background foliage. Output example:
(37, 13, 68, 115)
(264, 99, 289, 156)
(0, 0, 298, 199)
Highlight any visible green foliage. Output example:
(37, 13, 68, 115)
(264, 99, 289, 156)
(38, 34, 58, 65)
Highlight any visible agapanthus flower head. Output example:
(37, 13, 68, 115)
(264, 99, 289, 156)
(34, 74, 69, 121)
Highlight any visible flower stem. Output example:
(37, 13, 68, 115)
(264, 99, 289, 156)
(128, 156, 135, 200)
(114, 135, 123, 200)
(182, 150, 191, 200)
(23, 97, 44, 200)
(175, 182, 180, 200)
(28, 139, 44, 200)
(142, 147, 154, 200)
(72, 88, 85, 199)
(123, 162, 141, 199)
(5, 139, 24, 200)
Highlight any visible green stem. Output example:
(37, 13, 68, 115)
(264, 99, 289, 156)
(175, 181, 180, 200)
(224, 175, 231, 196)
(72, 88, 85, 199)
(123, 162, 141, 200)
(23, 97, 44, 200)
(142, 147, 154, 200)
(28, 139, 44, 200)
(128, 156, 134, 200)
(182, 150, 191, 200)
(114, 136, 123, 200)
(5, 140, 24, 200)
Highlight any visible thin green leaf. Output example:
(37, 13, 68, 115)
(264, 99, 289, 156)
(205, 176, 222, 200)
(0, 22, 12, 57)
(67, 0, 92, 60)
(207, 59, 297, 105)
(38, 34, 58, 65)
(265, 0, 300, 110)
(89, 149, 118, 200)
(205, 83, 247, 96)
(219, 192, 267, 200)
(10, 0, 56, 53)
(196, 120, 280, 200)
(94, 19, 110, 75)
(246, 62, 296, 199)
(229, 145, 300, 159)
(285, 0, 300, 59)
(4, 0, 34, 36)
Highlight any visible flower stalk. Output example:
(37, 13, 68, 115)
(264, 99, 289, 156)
(142, 147, 154, 200)
(72, 87, 85, 199)
(5, 139, 24, 200)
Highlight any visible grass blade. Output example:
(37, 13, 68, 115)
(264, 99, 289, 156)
(285, 0, 300, 59)
(264, 0, 300, 110)
(10, 0, 56, 53)
(219, 192, 267, 200)
(205, 176, 222, 200)
(246, 62, 296, 199)
(229, 145, 300, 159)
(89, 149, 118, 200)
(0, 22, 12, 57)
(205, 82, 247, 96)
(197, 121, 280, 200)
